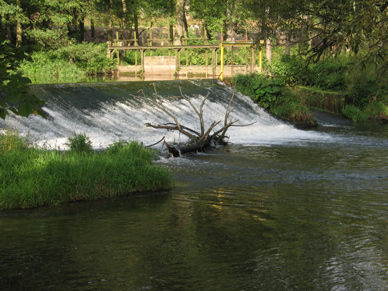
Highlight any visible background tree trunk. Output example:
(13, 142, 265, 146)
(16, 0, 22, 47)
(108, 0, 113, 43)
(266, 39, 272, 64)
(173, 0, 186, 45)
(122, 0, 127, 13)
(133, 0, 139, 45)
(79, 17, 85, 42)
(91, 19, 95, 39)
(226, 0, 240, 42)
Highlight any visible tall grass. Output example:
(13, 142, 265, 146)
(0, 133, 172, 210)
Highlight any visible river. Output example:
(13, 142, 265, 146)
(1, 80, 388, 290)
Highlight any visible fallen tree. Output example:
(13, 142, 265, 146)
(140, 84, 254, 157)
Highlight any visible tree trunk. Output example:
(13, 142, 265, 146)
(122, 0, 127, 13)
(108, 0, 113, 43)
(16, 0, 22, 47)
(91, 19, 95, 39)
(266, 39, 272, 64)
(169, 0, 174, 43)
(79, 17, 85, 43)
(284, 31, 291, 55)
(285, 39, 291, 55)
(226, 0, 240, 42)
(263, 6, 272, 63)
(121, 0, 127, 36)
(173, 0, 185, 45)
(133, 0, 139, 45)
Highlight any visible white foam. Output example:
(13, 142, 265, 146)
(0, 82, 332, 150)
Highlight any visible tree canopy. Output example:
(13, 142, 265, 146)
(1, 0, 388, 118)
(0, 33, 45, 119)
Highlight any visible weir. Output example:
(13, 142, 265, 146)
(0, 80, 329, 150)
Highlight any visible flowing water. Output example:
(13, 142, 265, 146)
(1, 80, 388, 290)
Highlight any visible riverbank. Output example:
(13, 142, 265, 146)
(230, 72, 388, 127)
(0, 131, 172, 210)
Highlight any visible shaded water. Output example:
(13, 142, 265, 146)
(1, 81, 388, 290)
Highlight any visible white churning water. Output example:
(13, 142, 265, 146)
(0, 80, 332, 149)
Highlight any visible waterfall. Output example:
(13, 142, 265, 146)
(0, 80, 330, 149)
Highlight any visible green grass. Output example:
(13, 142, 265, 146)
(341, 105, 368, 122)
(0, 133, 172, 210)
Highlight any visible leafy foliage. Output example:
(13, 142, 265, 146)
(234, 73, 317, 125)
(19, 43, 116, 82)
(342, 105, 368, 123)
(0, 36, 45, 119)
(234, 74, 282, 109)
(272, 54, 348, 91)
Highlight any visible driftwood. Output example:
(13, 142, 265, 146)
(138, 84, 254, 157)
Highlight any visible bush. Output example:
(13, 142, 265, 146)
(0, 129, 30, 153)
(272, 54, 348, 91)
(345, 67, 384, 107)
(272, 54, 311, 85)
(19, 43, 116, 83)
(66, 132, 93, 154)
(342, 105, 368, 122)
(234, 73, 316, 126)
(363, 101, 388, 120)
(233, 74, 283, 109)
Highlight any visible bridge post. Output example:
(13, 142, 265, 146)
(174, 48, 181, 76)
(259, 40, 264, 72)
(220, 43, 224, 81)
(140, 49, 145, 74)
(212, 48, 217, 75)
(231, 45, 234, 76)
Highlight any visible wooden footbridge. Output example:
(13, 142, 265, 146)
(107, 29, 263, 80)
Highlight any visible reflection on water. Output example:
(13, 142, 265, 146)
(2, 120, 388, 290)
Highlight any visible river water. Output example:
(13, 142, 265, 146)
(1, 80, 388, 290)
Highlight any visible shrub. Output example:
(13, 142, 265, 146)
(345, 68, 382, 107)
(363, 101, 388, 120)
(0, 129, 30, 153)
(66, 132, 93, 154)
(272, 54, 348, 91)
(234, 73, 316, 126)
(310, 60, 347, 91)
(272, 54, 311, 85)
(234, 74, 283, 109)
(19, 43, 116, 83)
(342, 105, 368, 122)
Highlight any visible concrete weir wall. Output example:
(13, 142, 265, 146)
(294, 86, 346, 114)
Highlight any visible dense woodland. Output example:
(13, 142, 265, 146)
(2, 0, 388, 60)
(1, 0, 388, 121)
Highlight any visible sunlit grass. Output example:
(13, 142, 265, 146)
(0, 132, 172, 210)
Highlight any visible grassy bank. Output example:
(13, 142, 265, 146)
(271, 53, 388, 123)
(0, 131, 172, 210)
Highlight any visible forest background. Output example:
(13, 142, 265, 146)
(1, 0, 388, 122)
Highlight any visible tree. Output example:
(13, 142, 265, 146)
(173, 0, 186, 45)
(0, 34, 45, 119)
(300, 0, 388, 67)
